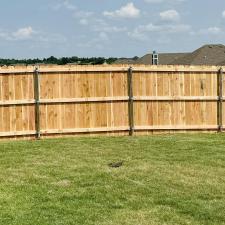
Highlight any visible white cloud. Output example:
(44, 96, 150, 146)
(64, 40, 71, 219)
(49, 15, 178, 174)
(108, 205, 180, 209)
(79, 19, 88, 25)
(0, 27, 66, 43)
(0, 31, 10, 40)
(157, 37, 171, 44)
(206, 27, 222, 34)
(103, 2, 140, 18)
(160, 9, 180, 21)
(136, 23, 161, 32)
(52, 0, 76, 11)
(93, 25, 127, 33)
(145, 0, 185, 3)
(139, 23, 190, 33)
(192, 27, 224, 36)
(12, 26, 34, 40)
(144, 0, 164, 3)
(167, 24, 191, 32)
(51, 0, 94, 26)
(63, 0, 76, 10)
(38, 33, 66, 43)
(222, 10, 225, 18)
(128, 30, 148, 41)
(74, 11, 93, 26)
(74, 11, 93, 18)
(77, 32, 110, 49)
(99, 32, 109, 41)
(87, 20, 127, 44)
(52, 0, 93, 19)
(128, 23, 191, 41)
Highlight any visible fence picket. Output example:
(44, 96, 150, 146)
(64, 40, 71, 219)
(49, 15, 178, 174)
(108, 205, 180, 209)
(0, 65, 223, 139)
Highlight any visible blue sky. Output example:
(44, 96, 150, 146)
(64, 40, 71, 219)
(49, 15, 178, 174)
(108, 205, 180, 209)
(0, 0, 225, 58)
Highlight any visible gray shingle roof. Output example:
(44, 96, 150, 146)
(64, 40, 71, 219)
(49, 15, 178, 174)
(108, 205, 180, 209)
(135, 53, 189, 65)
(113, 44, 225, 65)
(113, 58, 137, 64)
(171, 44, 225, 65)
(217, 60, 225, 65)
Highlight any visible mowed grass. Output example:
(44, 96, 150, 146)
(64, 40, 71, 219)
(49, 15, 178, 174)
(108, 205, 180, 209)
(0, 134, 225, 225)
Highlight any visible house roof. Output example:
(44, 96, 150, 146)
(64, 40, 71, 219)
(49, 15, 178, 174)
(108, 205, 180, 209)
(113, 44, 225, 65)
(135, 53, 189, 65)
(171, 44, 225, 65)
(113, 53, 188, 65)
(113, 58, 137, 64)
(217, 60, 225, 66)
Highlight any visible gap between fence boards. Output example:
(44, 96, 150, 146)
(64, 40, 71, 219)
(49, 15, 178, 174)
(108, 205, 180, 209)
(34, 67, 41, 139)
(218, 68, 223, 132)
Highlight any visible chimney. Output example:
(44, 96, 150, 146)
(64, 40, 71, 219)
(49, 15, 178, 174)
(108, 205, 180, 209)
(152, 50, 159, 65)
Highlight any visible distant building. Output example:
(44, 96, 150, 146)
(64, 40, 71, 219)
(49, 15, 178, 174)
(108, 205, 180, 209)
(114, 44, 225, 66)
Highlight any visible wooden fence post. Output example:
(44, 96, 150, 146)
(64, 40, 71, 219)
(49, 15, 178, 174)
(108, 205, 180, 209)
(128, 67, 134, 136)
(218, 67, 223, 132)
(34, 67, 41, 139)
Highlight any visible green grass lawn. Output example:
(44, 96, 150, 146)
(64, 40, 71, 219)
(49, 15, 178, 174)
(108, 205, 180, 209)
(0, 134, 225, 225)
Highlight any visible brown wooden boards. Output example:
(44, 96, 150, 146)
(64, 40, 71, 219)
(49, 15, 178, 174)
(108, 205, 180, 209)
(0, 65, 223, 139)
(0, 72, 35, 138)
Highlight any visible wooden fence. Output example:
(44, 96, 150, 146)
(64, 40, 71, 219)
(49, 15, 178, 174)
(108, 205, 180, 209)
(0, 64, 224, 139)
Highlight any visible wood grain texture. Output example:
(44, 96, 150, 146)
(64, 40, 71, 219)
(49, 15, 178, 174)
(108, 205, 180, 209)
(0, 65, 223, 139)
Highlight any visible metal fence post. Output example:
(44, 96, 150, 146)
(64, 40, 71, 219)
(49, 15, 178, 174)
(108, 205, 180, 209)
(218, 67, 223, 132)
(34, 66, 41, 139)
(128, 67, 134, 136)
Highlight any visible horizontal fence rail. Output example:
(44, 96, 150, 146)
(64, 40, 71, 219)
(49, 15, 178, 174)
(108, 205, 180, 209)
(1, 96, 223, 106)
(0, 64, 224, 139)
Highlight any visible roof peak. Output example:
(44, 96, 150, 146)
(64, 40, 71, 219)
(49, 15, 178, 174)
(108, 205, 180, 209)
(200, 44, 225, 49)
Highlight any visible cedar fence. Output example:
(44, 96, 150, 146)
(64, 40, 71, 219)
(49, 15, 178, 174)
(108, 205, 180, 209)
(0, 64, 224, 140)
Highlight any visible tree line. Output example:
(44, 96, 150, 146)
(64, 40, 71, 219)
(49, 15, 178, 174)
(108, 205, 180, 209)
(0, 56, 118, 66)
